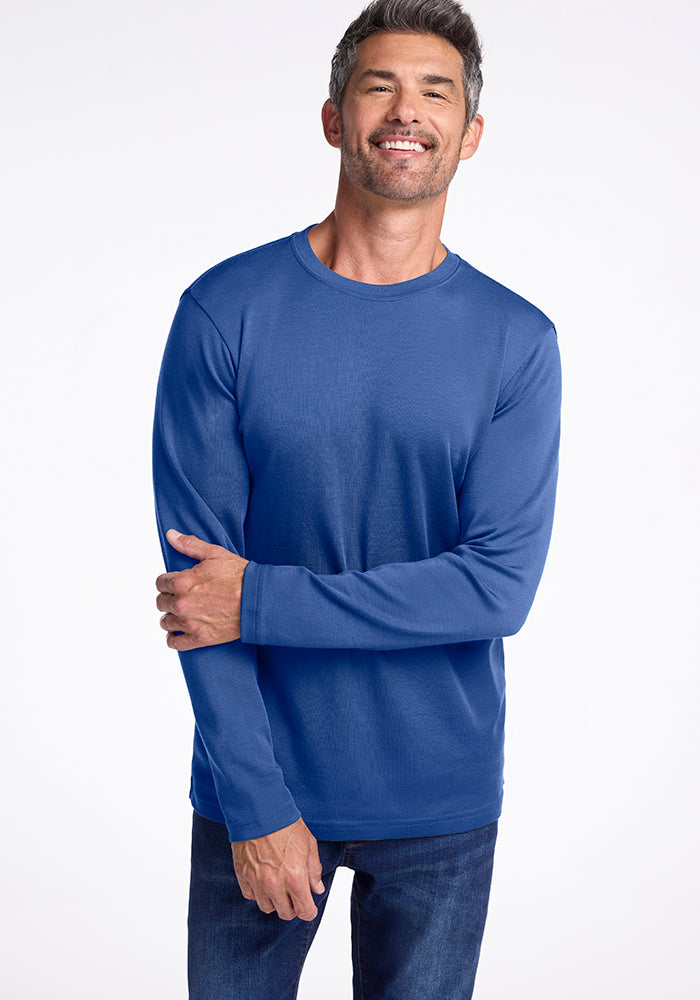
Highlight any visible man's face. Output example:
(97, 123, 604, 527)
(332, 31, 481, 203)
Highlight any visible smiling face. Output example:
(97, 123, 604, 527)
(324, 31, 483, 204)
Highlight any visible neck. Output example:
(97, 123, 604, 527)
(308, 176, 449, 284)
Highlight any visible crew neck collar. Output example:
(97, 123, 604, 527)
(291, 224, 461, 299)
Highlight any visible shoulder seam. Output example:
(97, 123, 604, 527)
(499, 322, 557, 400)
(182, 288, 240, 380)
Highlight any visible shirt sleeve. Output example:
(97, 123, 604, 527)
(240, 324, 561, 650)
(153, 290, 301, 841)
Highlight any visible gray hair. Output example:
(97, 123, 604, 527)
(329, 0, 483, 123)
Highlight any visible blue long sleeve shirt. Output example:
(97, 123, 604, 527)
(153, 226, 561, 842)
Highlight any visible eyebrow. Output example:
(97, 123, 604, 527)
(358, 69, 458, 92)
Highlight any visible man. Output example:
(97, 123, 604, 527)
(153, 1, 561, 997)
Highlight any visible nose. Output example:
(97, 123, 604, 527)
(385, 87, 421, 125)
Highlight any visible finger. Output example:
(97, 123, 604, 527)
(285, 865, 320, 921)
(166, 631, 204, 652)
(160, 612, 184, 633)
(253, 888, 280, 916)
(160, 615, 202, 650)
(155, 571, 178, 594)
(156, 592, 176, 613)
(288, 884, 319, 922)
(166, 529, 224, 562)
(307, 851, 325, 895)
(235, 872, 256, 902)
(262, 886, 297, 922)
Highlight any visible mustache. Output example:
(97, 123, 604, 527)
(367, 127, 436, 148)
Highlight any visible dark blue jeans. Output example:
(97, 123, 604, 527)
(188, 811, 498, 1000)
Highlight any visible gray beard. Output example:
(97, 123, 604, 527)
(339, 136, 461, 203)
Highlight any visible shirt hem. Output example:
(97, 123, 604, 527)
(302, 802, 503, 841)
(190, 785, 502, 841)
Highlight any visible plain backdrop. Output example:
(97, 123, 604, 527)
(2, 0, 698, 997)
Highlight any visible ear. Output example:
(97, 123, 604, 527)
(459, 113, 484, 162)
(322, 98, 343, 149)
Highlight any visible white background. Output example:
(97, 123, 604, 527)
(2, 0, 698, 996)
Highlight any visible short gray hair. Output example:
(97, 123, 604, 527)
(329, 0, 483, 123)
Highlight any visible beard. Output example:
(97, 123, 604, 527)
(339, 124, 463, 202)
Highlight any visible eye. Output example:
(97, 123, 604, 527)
(425, 91, 446, 100)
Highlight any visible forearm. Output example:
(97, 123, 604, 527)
(240, 533, 554, 650)
(241, 324, 561, 651)
(176, 644, 301, 841)
(155, 513, 300, 840)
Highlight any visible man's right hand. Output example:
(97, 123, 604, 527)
(231, 817, 325, 921)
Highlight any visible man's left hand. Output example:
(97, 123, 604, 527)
(156, 530, 249, 651)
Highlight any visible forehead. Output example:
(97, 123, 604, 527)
(352, 30, 464, 82)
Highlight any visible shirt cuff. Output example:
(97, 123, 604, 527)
(240, 559, 263, 644)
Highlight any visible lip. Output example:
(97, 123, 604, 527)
(375, 148, 427, 160)
(371, 134, 433, 154)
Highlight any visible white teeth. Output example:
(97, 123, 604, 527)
(377, 140, 427, 152)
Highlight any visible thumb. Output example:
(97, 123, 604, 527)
(308, 855, 325, 895)
(166, 528, 222, 561)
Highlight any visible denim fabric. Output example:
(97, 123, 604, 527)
(188, 810, 497, 1000)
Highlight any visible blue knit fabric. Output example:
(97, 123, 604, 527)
(153, 226, 561, 842)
